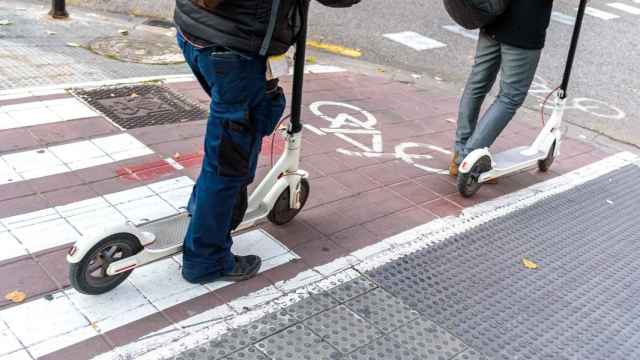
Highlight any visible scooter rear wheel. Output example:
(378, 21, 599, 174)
(268, 178, 310, 225)
(457, 155, 491, 198)
(538, 141, 557, 172)
(70, 233, 142, 295)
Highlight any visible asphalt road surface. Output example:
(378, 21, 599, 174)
(308, 0, 640, 146)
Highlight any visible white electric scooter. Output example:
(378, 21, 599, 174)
(457, 0, 588, 198)
(67, 4, 312, 295)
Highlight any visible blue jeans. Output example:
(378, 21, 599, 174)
(177, 32, 286, 283)
(455, 32, 542, 161)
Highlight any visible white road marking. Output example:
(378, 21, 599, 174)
(442, 25, 479, 40)
(98, 152, 639, 360)
(0, 133, 153, 185)
(0, 320, 22, 357)
(0, 176, 194, 262)
(607, 2, 640, 14)
(383, 31, 447, 51)
(0, 350, 32, 360)
(0, 97, 99, 130)
(584, 6, 620, 20)
(551, 11, 577, 25)
(1, 224, 296, 359)
(303, 124, 327, 136)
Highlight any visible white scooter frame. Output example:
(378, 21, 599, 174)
(67, 127, 308, 285)
(457, 96, 564, 197)
(456, 0, 588, 198)
(68, 2, 313, 295)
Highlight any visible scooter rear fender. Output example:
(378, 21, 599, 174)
(67, 223, 151, 264)
(458, 148, 492, 174)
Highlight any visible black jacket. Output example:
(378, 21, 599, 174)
(174, 0, 359, 56)
(484, 0, 554, 50)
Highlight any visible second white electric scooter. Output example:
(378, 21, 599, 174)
(67, 2, 313, 295)
(457, 0, 588, 198)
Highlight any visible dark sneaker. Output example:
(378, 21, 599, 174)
(219, 255, 261, 282)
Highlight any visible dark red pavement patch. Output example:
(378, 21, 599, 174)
(116, 152, 203, 181)
(0, 258, 59, 308)
(39, 335, 113, 360)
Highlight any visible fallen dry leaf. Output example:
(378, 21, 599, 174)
(5, 290, 27, 303)
(522, 258, 539, 270)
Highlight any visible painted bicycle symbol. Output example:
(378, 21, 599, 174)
(306, 101, 450, 175)
(529, 75, 625, 120)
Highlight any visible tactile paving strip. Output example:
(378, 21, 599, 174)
(72, 84, 207, 129)
(255, 324, 341, 360)
(188, 309, 297, 360)
(392, 317, 467, 359)
(303, 305, 383, 354)
(346, 288, 419, 333)
(223, 346, 269, 360)
(347, 336, 420, 360)
(285, 286, 340, 322)
(324, 276, 378, 303)
(370, 165, 640, 360)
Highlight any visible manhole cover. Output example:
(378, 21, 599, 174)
(89, 33, 184, 64)
(72, 84, 207, 129)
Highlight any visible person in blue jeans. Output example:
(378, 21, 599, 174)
(174, 0, 360, 284)
(450, 0, 554, 177)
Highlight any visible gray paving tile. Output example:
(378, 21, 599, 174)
(393, 317, 467, 360)
(347, 336, 421, 360)
(325, 276, 378, 303)
(255, 324, 341, 360)
(285, 288, 340, 322)
(453, 348, 491, 360)
(346, 288, 419, 333)
(304, 305, 383, 354)
(223, 346, 270, 360)
(198, 309, 297, 359)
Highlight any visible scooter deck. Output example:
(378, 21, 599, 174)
(493, 146, 545, 170)
(141, 213, 190, 250)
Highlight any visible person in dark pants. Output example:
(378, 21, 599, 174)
(450, 0, 554, 177)
(174, 0, 360, 284)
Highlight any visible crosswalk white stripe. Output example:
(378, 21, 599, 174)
(584, 6, 621, 19)
(0, 133, 153, 186)
(607, 2, 640, 14)
(0, 97, 99, 130)
(1, 233, 295, 358)
(383, 31, 447, 51)
(551, 11, 577, 25)
(442, 25, 479, 40)
(0, 176, 194, 262)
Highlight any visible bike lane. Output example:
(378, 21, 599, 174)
(0, 69, 619, 360)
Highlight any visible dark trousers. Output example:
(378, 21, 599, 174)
(177, 32, 285, 283)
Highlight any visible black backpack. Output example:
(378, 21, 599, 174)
(443, 0, 511, 30)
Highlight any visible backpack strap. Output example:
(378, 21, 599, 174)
(259, 0, 282, 56)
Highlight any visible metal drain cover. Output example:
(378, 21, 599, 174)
(72, 84, 207, 129)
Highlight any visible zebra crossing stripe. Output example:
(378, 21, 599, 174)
(584, 6, 621, 19)
(551, 11, 576, 25)
(383, 31, 447, 51)
(607, 2, 640, 14)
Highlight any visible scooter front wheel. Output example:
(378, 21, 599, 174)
(457, 155, 491, 198)
(69, 233, 142, 295)
(268, 178, 310, 225)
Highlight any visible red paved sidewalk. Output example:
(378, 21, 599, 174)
(0, 70, 608, 360)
